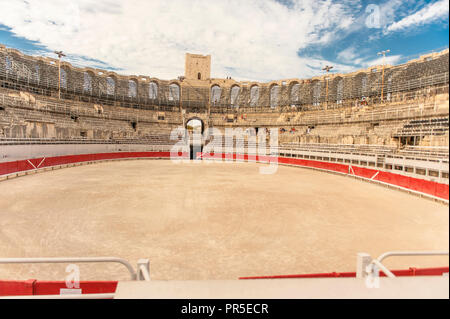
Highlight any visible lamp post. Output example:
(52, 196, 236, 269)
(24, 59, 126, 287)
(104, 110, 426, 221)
(377, 50, 390, 103)
(322, 65, 333, 109)
(178, 76, 185, 127)
(54, 51, 66, 99)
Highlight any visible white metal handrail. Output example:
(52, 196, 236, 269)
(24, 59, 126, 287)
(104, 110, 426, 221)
(0, 257, 137, 280)
(366, 250, 449, 278)
(377, 250, 449, 264)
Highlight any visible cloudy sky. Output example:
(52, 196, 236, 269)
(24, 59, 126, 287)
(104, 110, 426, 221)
(0, 0, 448, 82)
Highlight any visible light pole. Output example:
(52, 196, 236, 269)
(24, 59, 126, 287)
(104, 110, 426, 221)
(377, 50, 390, 103)
(322, 65, 333, 109)
(178, 76, 185, 127)
(54, 51, 66, 99)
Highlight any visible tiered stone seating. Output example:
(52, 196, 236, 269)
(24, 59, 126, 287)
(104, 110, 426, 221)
(397, 117, 449, 137)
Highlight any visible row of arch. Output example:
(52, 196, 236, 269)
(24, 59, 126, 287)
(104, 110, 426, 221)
(58, 68, 182, 101)
(57, 71, 395, 106)
(4, 55, 395, 106)
(209, 73, 393, 108)
(3, 55, 182, 101)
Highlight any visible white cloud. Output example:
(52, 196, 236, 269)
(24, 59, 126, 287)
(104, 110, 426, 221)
(363, 55, 402, 68)
(385, 0, 449, 34)
(0, 0, 360, 81)
(337, 47, 361, 63)
(336, 46, 402, 69)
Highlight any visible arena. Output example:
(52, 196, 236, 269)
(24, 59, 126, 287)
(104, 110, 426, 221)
(0, 160, 448, 282)
(0, 43, 448, 298)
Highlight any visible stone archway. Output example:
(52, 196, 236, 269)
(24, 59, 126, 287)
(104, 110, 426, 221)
(186, 117, 204, 160)
(185, 117, 205, 134)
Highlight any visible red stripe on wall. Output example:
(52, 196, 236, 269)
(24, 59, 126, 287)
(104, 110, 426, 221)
(33, 281, 118, 296)
(239, 266, 449, 280)
(0, 279, 35, 296)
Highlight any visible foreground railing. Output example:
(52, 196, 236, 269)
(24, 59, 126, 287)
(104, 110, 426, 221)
(358, 251, 449, 279)
(0, 257, 150, 281)
(0, 256, 151, 299)
(0, 251, 447, 298)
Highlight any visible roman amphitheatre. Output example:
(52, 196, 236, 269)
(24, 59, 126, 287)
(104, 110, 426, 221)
(0, 45, 448, 295)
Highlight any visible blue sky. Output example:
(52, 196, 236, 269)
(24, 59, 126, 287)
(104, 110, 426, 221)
(0, 0, 448, 81)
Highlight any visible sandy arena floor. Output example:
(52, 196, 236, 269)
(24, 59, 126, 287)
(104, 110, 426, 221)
(0, 160, 448, 281)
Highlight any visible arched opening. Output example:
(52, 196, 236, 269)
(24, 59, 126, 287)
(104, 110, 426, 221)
(186, 118, 204, 160)
(211, 85, 221, 105)
(312, 81, 321, 106)
(33, 65, 40, 84)
(106, 76, 115, 96)
(198, 73, 202, 80)
(5, 56, 13, 74)
(83, 72, 93, 94)
(186, 118, 203, 134)
(270, 84, 280, 109)
(128, 80, 137, 98)
(361, 74, 368, 98)
(230, 85, 240, 107)
(169, 83, 180, 102)
(250, 85, 260, 107)
(149, 82, 158, 99)
(290, 83, 300, 106)
(106, 76, 116, 96)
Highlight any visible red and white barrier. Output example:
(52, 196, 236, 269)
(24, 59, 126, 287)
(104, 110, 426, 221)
(199, 153, 449, 201)
(0, 152, 449, 200)
(0, 151, 448, 200)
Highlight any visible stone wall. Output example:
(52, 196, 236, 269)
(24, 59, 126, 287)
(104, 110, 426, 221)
(0, 45, 448, 112)
(0, 45, 448, 147)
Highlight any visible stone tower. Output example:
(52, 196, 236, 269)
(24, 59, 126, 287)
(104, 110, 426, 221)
(185, 53, 211, 81)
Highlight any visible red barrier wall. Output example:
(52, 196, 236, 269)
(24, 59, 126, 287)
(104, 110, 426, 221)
(0, 280, 35, 296)
(0, 152, 173, 176)
(0, 280, 117, 297)
(0, 152, 448, 200)
(239, 267, 449, 280)
(33, 281, 118, 296)
(201, 153, 448, 200)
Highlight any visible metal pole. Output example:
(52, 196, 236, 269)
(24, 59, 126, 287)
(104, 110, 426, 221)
(377, 50, 390, 103)
(322, 65, 333, 109)
(54, 51, 66, 100)
(58, 57, 61, 99)
(180, 83, 185, 127)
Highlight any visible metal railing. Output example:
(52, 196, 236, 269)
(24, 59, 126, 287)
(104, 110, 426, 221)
(0, 257, 138, 280)
(358, 251, 449, 279)
(0, 256, 150, 299)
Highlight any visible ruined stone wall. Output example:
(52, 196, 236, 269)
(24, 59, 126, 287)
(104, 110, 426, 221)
(0, 45, 448, 112)
(0, 45, 448, 147)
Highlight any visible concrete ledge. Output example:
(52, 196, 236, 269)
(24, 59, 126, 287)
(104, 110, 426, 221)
(114, 276, 449, 299)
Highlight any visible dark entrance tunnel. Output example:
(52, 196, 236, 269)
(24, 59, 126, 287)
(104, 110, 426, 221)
(190, 144, 203, 160)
